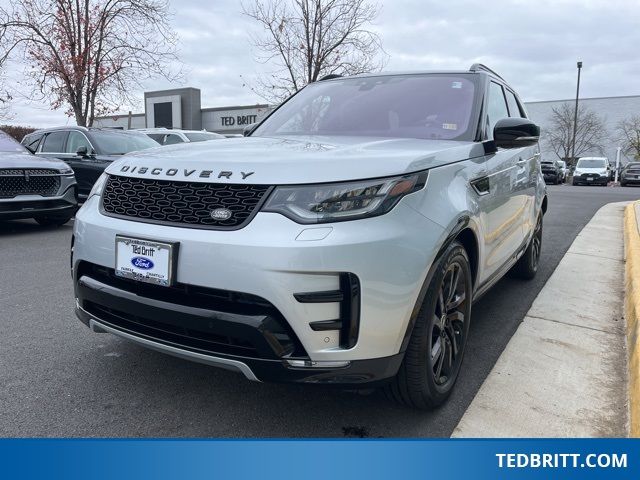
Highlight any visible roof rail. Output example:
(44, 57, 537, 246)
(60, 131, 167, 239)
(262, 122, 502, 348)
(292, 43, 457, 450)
(318, 74, 342, 81)
(469, 63, 505, 81)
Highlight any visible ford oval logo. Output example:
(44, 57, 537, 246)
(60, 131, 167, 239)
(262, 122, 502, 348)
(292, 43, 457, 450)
(132, 257, 154, 270)
(211, 208, 232, 221)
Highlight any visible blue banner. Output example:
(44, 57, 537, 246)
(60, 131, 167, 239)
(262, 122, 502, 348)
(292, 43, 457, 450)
(0, 439, 637, 479)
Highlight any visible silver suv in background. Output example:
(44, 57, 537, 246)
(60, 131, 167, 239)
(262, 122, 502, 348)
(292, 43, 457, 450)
(1, 131, 77, 226)
(138, 128, 226, 146)
(72, 65, 547, 408)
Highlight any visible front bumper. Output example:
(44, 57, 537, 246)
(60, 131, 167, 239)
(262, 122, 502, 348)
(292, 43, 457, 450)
(72, 195, 444, 383)
(573, 174, 608, 185)
(622, 175, 640, 184)
(0, 177, 77, 220)
(74, 284, 403, 385)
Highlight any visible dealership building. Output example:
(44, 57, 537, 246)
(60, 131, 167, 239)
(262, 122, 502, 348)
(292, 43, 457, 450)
(94, 87, 273, 136)
(94, 87, 640, 164)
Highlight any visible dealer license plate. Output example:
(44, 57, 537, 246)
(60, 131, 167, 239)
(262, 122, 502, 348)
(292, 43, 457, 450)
(115, 236, 177, 286)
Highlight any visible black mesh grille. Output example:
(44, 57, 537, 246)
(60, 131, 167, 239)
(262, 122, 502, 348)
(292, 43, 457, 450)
(0, 168, 59, 176)
(0, 169, 61, 198)
(101, 175, 272, 229)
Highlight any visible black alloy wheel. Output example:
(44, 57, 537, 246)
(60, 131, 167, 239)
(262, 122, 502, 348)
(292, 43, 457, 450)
(431, 262, 468, 387)
(385, 241, 472, 409)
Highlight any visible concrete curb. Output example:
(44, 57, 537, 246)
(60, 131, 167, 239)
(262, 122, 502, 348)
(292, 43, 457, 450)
(452, 202, 629, 438)
(624, 201, 640, 437)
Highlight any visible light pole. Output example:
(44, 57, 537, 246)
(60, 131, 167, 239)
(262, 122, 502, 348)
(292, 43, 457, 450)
(570, 61, 582, 165)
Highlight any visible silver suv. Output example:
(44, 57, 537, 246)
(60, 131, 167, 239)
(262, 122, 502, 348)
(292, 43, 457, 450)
(72, 64, 547, 408)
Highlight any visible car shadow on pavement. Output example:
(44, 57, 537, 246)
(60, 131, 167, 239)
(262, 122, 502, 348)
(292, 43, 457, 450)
(80, 335, 473, 438)
(0, 219, 73, 236)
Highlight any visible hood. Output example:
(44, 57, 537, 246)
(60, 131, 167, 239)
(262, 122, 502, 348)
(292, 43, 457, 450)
(575, 166, 607, 174)
(105, 135, 485, 185)
(0, 151, 70, 170)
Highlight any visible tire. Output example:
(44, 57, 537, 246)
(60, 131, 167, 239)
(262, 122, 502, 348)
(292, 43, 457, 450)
(510, 214, 542, 280)
(621, 181, 627, 187)
(35, 214, 73, 227)
(385, 241, 472, 409)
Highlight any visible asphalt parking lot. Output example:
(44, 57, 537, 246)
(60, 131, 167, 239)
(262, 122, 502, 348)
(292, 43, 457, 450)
(1, 184, 640, 438)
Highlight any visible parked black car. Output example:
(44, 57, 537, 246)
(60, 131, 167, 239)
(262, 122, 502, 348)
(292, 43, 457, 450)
(1, 131, 77, 226)
(621, 162, 640, 186)
(541, 160, 563, 185)
(21, 127, 159, 199)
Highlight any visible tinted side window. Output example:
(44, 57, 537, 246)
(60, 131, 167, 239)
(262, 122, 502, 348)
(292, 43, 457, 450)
(147, 134, 165, 144)
(22, 133, 43, 153)
(505, 90, 525, 118)
(164, 134, 183, 145)
(487, 82, 509, 136)
(66, 131, 92, 154)
(40, 131, 68, 153)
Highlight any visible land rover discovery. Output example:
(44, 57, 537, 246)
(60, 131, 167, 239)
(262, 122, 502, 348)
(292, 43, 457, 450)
(72, 64, 547, 408)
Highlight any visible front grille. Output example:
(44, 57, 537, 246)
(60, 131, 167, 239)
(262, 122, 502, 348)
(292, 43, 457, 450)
(0, 169, 61, 199)
(101, 175, 272, 229)
(0, 168, 59, 176)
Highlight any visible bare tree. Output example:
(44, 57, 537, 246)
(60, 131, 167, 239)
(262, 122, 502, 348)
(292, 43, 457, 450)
(616, 116, 640, 161)
(0, 67, 12, 120)
(545, 102, 607, 164)
(243, 0, 387, 103)
(0, 0, 181, 126)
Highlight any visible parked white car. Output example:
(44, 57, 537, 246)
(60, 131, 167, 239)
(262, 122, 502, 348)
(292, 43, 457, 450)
(138, 128, 225, 146)
(572, 157, 610, 186)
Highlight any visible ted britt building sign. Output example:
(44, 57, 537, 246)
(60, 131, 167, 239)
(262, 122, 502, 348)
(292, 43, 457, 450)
(93, 87, 272, 135)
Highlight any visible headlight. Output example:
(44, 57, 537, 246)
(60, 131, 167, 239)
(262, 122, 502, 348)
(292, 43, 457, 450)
(600, 170, 609, 176)
(88, 173, 108, 198)
(574, 170, 582, 176)
(262, 172, 428, 224)
(59, 167, 74, 175)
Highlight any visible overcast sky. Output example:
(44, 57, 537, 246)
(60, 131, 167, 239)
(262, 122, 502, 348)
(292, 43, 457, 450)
(2, 0, 639, 127)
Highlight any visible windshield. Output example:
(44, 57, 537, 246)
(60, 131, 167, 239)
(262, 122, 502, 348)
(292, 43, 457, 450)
(92, 131, 159, 155)
(577, 159, 607, 168)
(0, 131, 28, 153)
(185, 132, 224, 142)
(253, 74, 478, 141)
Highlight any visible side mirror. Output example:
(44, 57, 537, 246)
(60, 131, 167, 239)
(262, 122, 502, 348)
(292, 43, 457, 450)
(493, 118, 540, 149)
(243, 123, 257, 137)
(76, 145, 89, 157)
